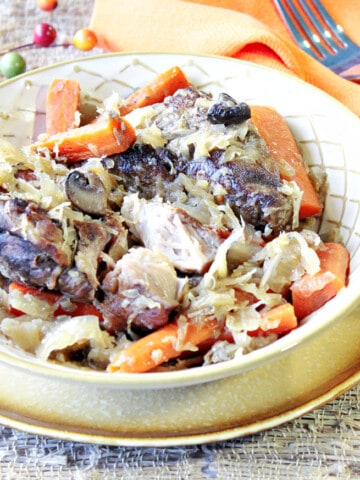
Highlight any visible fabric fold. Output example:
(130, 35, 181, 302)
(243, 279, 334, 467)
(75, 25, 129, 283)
(89, 0, 360, 116)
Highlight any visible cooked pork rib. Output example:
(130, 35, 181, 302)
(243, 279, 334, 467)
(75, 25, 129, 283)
(0, 230, 61, 289)
(0, 191, 130, 299)
(74, 220, 112, 289)
(104, 143, 176, 199)
(0, 197, 72, 266)
(0, 230, 94, 299)
(108, 87, 294, 235)
(99, 247, 183, 333)
(184, 148, 293, 234)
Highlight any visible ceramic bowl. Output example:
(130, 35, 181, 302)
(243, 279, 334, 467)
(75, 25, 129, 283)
(0, 53, 359, 446)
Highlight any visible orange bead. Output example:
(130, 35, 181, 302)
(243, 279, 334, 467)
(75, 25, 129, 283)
(72, 29, 98, 51)
(36, 0, 58, 11)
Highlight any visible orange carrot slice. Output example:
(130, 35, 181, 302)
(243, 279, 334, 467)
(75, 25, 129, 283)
(107, 317, 221, 373)
(290, 242, 349, 319)
(248, 302, 298, 337)
(31, 116, 136, 162)
(45, 78, 81, 135)
(120, 66, 190, 115)
(107, 300, 298, 373)
(250, 105, 323, 219)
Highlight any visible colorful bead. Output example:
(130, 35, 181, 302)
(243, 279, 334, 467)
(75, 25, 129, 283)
(0, 3, 99, 78)
(33, 23, 57, 47)
(0, 52, 26, 78)
(72, 29, 98, 51)
(36, 0, 58, 11)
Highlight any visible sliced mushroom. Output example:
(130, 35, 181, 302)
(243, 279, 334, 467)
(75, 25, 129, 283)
(65, 170, 107, 216)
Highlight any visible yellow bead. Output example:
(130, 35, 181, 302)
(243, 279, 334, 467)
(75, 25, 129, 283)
(36, 0, 58, 11)
(72, 29, 98, 51)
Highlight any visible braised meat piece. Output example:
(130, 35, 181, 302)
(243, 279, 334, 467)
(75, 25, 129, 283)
(74, 220, 112, 289)
(0, 230, 61, 289)
(56, 268, 95, 300)
(106, 87, 294, 235)
(73, 215, 129, 290)
(0, 230, 94, 299)
(184, 146, 293, 234)
(105, 144, 176, 200)
(0, 191, 132, 299)
(0, 197, 72, 266)
(122, 194, 223, 274)
(153, 86, 210, 136)
(99, 247, 183, 333)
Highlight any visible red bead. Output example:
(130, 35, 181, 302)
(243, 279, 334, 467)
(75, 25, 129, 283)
(36, 0, 58, 11)
(33, 23, 57, 47)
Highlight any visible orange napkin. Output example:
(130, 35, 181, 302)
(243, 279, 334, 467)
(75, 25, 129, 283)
(89, 0, 360, 116)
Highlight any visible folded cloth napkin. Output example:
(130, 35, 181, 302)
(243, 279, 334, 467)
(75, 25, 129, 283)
(89, 0, 360, 116)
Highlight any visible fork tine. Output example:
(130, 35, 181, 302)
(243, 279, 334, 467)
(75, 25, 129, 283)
(273, 0, 328, 59)
(297, 0, 340, 53)
(274, 0, 360, 79)
(273, 0, 309, 49)
(310, 0, 351, 47)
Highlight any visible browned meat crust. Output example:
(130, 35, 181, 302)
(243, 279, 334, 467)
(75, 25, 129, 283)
(184, 148, 293, 234)
(0, 230, 94, 299)
(0, 230, 62, 289)
(0, 197, 72, 266)
(105, 144, 176, 199)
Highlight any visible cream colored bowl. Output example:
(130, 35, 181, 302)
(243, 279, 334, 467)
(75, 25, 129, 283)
(0, 53, 359, 446)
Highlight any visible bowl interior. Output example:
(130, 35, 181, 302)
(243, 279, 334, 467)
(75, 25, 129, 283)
(0, 52, 359, 388)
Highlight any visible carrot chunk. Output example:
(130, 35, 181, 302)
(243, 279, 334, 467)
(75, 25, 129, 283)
(30, 116, 136, 162)
(120, 66, 190, 115)
(45, 79, 81, 135)
(290, 242, 349, 319)
(107, 300, 298, 373)
(107, 317, 221, 373)
(250, 105, 323, 219)
(248, 302, 298, 337)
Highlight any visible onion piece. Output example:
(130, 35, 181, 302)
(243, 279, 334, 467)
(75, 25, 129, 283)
(36, 315, 114, 360)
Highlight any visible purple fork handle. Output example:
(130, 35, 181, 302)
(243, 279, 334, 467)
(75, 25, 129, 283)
(340, 63, 360, 82)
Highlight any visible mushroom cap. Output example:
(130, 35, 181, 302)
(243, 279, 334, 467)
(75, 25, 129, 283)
(65, 170, 107, 216)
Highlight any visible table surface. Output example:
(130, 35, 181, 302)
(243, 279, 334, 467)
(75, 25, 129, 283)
(0, 1, 359, 478)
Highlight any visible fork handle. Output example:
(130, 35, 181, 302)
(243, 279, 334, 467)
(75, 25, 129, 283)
(340, 63, 360, 82)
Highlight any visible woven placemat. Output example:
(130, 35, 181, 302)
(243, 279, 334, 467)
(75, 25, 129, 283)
(0, 1, 359, 478)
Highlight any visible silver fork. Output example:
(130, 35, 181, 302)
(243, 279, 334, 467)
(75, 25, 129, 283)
(273, 0, 360, 81)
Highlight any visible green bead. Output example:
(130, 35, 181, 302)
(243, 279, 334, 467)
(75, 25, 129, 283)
(0, 52, 26, 78)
